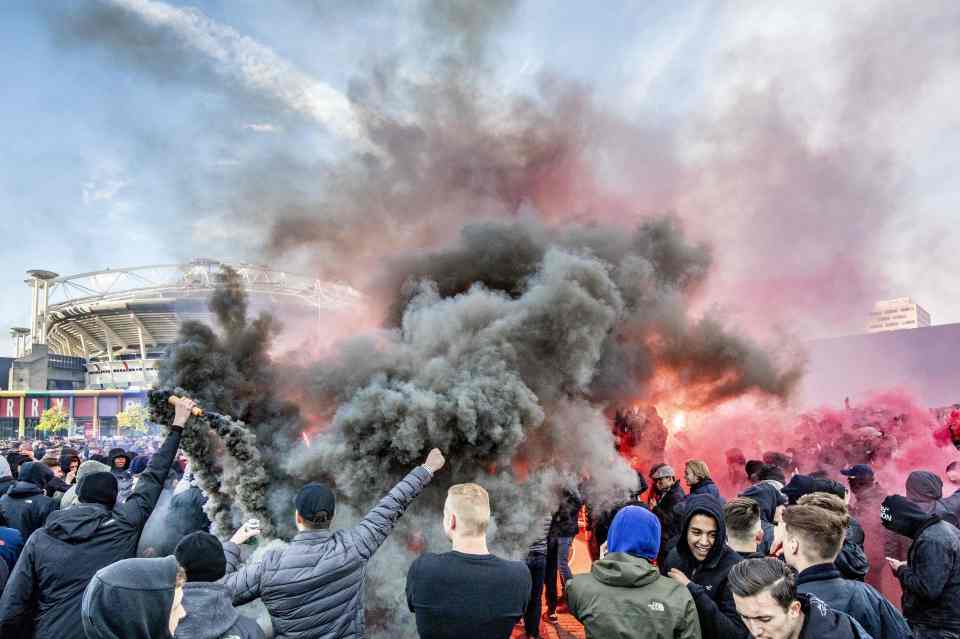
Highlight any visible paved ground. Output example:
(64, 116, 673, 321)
(510, 535, 591, 639)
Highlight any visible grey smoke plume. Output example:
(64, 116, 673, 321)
(151, 266, 303, 538)
(284, 216, 800, 635)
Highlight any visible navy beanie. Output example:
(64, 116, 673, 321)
(607, 505, 661, 560)
(130, 455, 151, 476)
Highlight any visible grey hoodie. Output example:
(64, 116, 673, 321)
(81, 556, 177, 639)
(61, 459, 111, 509)
(175, 582, 265, 639)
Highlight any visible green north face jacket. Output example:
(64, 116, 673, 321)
(567, 552, 702, 639)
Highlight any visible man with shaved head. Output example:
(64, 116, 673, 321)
(407, 483, 531, 639)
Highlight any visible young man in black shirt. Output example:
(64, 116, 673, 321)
(406, 483, 531, 639)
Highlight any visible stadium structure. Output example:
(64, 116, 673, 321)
(8, 258, 361, 391)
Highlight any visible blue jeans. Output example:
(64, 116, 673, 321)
(524, 553, 546, 636)
(545, 536, 574, 612)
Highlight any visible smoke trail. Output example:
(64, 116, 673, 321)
(151, 266, 304, 538)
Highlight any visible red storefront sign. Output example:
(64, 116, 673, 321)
(2, 397, 19, 418)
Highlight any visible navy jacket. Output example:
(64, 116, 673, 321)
(0, 462, 57, 541)
(797, 563, 910, 639)
(797, 593, 873, 639)
(0, 429, 181, 639)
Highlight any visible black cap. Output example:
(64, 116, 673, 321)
(78, 471, 119, 508)
(841, 464, 874, 480)
(295, 483, 336, 523)
(175, 531, 227, 582)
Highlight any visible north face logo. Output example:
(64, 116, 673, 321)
(648, 601, 665, 612)
(704, 585, 712, 591)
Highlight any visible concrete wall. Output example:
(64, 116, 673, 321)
(799, 322, 960, 409)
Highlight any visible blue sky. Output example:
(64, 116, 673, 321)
(1, 1, 958, 356)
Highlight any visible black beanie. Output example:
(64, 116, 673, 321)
(78, 471, 119, 508)
(175, 531, 227, 582)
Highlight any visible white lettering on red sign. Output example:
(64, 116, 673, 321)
(52, 398, 65, 411)
(5, 399, 13, 418)
(31, 399, 40, 417)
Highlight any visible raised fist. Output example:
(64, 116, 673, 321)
(423, 448, 445, 474)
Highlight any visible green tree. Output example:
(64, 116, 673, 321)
(116, 403, 147, 433)
(37, 406, 69, 434)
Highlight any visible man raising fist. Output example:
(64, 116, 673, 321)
(222, 448, 446, 639)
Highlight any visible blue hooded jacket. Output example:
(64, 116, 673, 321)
(607, 506, 661, 560)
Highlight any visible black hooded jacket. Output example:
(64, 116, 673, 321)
(905, 471, 954, 519)
(882, 494, 960, 633)
(662, 494, 748, 639)
(796, 593, 873, 639)
(81, 556, 177, 639)
(0, 461, 57, 540)
(654, 481, 686, 548)
(796, 563, 911, 639)
(0, 429, 182, 639)
(740, 482, 786, 556)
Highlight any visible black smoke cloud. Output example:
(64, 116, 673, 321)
(153, 266, 302, 538)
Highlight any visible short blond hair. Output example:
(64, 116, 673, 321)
(446, 483, 491, 536)
(686, 460, 711, 482)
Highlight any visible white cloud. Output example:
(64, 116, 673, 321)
(105, 0, 368, 145)
(243, 122, 280, 133)
(82, 177, 127, 204)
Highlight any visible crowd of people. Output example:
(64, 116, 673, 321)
(0, 400, 959, 638)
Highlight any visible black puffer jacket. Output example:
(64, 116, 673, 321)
(662, 494, 747, 639)
(221, 466, 433, 639)
(797, 563, 911, 639)
(883, 495, 960, 633)
(797, 593, 873, 639)
(0, 429, 181, 639)
(0, 462, 57, 540)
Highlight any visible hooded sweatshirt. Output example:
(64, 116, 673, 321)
(662, 494, 747, 639)
(739, 482, 786, 555)
(0, 461, 57, 539)
(60, 459, 111, 509)
(81, 556, 177, 639)
(0, 456, 13, 497)
(567, 551, 700, 639)
(882, 494, 960, 632)
(175, 582, 265, 639)
(905, 471, 952, 518)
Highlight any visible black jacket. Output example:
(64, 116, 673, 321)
(0, 462, 57, 540)
(662, 494, 748, 639)
(689, 477, 723, 501)
(796, 563, 911, 639)
(740, 483, 786, 556)
(883, 495, 960, 633)
(797, 593, 873, 639)
(0, 429, 181, 639)
(654, 481, 686, 549)
(81, 555, 178, 639)
(550, 487, 583, 538)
